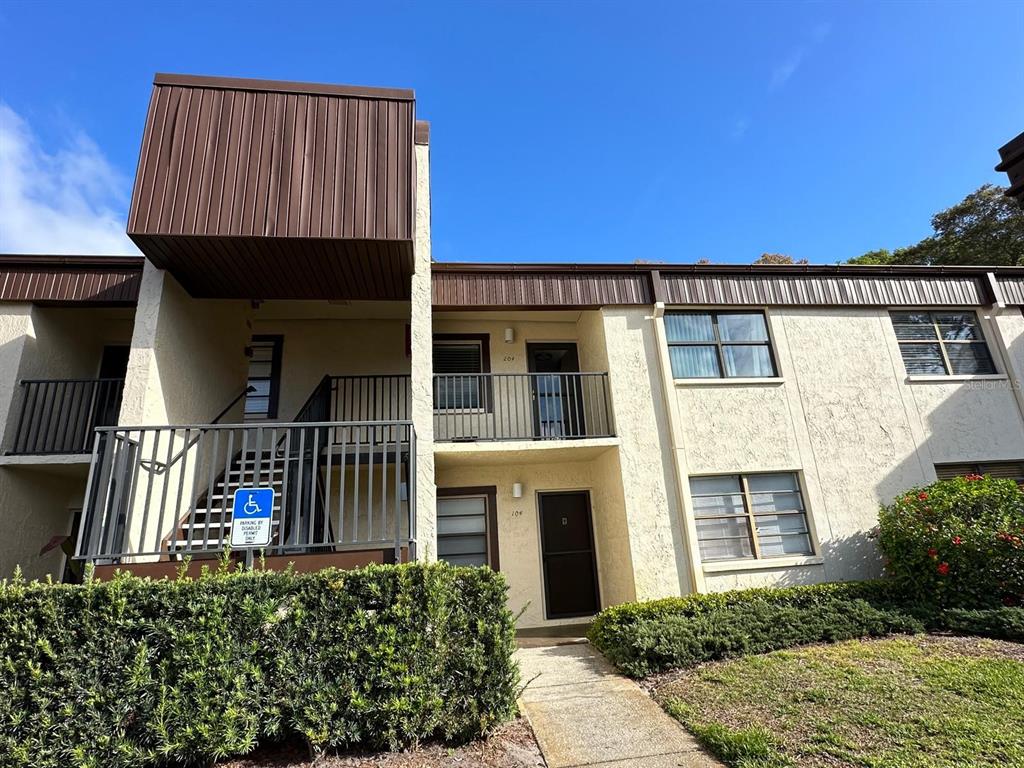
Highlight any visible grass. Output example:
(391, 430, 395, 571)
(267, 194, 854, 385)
(654, 635, 1024, 768)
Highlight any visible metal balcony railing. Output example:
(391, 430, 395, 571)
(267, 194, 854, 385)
(295, 375, 411, 426)
(9, 378, 125, 455)
(76, 420, 416, 565)
(433, 372, 614, 442)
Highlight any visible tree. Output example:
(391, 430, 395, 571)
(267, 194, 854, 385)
(849, 184, 1024, 266)
(754, 253, 809, 265)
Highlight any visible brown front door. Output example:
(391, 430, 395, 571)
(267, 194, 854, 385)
(538, 491, 600, 619)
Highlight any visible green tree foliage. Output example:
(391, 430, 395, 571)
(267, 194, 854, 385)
(753, 253, 809, 265)
(0, 562, 519, 768)
(849, 184, 1024, 266)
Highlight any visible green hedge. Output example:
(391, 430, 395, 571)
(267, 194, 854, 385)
(0, 562, 518, 768)
(588, 580, 1024, 678)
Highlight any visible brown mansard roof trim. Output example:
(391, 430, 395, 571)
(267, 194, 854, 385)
(0, 254, 144, 305)
(153, 73, 415, 102)
(2, 254, 1021, 309)
(432, 262, 1024, 309)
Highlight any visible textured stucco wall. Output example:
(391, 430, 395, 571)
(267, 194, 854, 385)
(599, 307, 689, 598)
(119, 263, 251, 426)
(0, 465, 87, 581)
(435, 449, 627, 628)
(410, 142, 436, 559)
(0, 305, 33, 452)
(673, 306, 1024, 592)
(249, 317, 410, 421)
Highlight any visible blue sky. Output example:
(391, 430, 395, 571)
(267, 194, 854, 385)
(1, 1, 1021, 264)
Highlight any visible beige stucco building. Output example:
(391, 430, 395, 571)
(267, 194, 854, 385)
(2, 73, 1023, 629)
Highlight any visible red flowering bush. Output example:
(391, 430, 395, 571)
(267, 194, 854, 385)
(878, 475, 1024, 608)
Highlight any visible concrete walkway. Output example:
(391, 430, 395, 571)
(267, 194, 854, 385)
(516, 641, 723, 768)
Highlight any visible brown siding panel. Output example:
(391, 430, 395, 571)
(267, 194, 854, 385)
(432, 271, 652, 308)
(0, 257, 143, 305)
(127, 74, 416, 299)
(661, 273, 988, 307)
(432, 266, 1010, 309)
(997, 277, 1024, 305)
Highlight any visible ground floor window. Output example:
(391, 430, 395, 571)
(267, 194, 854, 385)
(436, 487, 499, 569)
(935, 460, 1024, 485)
(689, 472, 813, 562)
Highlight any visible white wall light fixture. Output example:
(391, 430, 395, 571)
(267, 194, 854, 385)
(511, 482, 524, 498)
(504, 327, 515, 343)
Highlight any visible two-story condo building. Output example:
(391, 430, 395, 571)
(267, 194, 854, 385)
(2, 74, 1024, 629)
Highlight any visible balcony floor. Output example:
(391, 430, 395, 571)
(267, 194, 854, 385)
(433, 436, 619, 468)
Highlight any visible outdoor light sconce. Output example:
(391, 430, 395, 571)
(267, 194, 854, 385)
(504, 327, 515, 343)
(511, 482, 524, 498)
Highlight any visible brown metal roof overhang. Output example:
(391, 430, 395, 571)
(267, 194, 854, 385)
(0, 255, 144, 305)
(127, 73, 417, 300)
(432, 263, 1024, 309)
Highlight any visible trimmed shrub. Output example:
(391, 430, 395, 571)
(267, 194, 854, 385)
(588, 581, 925, 677)
(877, 475, 1024, 608)
(0, 562, 518, 768)
(588, 579, 1024, 678)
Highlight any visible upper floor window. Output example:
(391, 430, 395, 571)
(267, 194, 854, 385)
(244, 335, 283, 421)
(665, 311, 777, 379)
(433, 334, 489, 410)
(689, 472, 813, 562)
(890, 311, 996, 376)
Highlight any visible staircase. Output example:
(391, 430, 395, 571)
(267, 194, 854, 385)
(165, 449, 287, 556)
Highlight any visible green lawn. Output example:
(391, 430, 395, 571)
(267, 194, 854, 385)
(654, 635, 1024, 768)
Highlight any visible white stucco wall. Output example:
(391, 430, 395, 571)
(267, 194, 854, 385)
(120, 262, 251, 426)
(410, 142, 436, 560)
(598, 307, 690, 598)
(668, 306, 1024, 592)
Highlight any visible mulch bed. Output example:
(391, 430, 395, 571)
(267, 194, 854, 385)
(218, 719, 545, 768)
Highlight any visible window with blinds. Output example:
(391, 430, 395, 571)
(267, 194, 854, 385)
(244, 336, 283, 421)
(935, 461, 1024, 485)
(433, 338, 485, 410)
(665, 311, 777, 379)
(437, 496, 490, 567)
(890, 311, 996, 376)
(689, 472, 813, 562)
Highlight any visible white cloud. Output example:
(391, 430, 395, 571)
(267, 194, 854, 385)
(768, 21, 833, 92)
(769, 50, 805, 91)
(0, 103, 139, 255)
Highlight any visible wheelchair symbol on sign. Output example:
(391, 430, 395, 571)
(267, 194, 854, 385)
(242, 494, 262, 515)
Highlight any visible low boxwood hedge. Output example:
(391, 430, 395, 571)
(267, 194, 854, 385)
(587, 580, 1023, 678)
(0, 561, 518, 768)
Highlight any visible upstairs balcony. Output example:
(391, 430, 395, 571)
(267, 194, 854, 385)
(433, 372, 614, 442)
(8, 378, 125, 456)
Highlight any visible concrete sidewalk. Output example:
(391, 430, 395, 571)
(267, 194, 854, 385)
(516, 642, 722, 768)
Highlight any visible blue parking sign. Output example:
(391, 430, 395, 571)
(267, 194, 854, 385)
(230, 487, 274, 548)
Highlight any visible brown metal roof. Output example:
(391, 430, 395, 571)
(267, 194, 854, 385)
(0, 255, 143, 305)
(997, 276, 1024, 305)
(432, 262, 1024, 309)
(127, 73, 416, 299)
(996, 131, 1024, 204)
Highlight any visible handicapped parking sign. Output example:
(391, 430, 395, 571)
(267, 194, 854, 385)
(230, 488, 274, 548)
